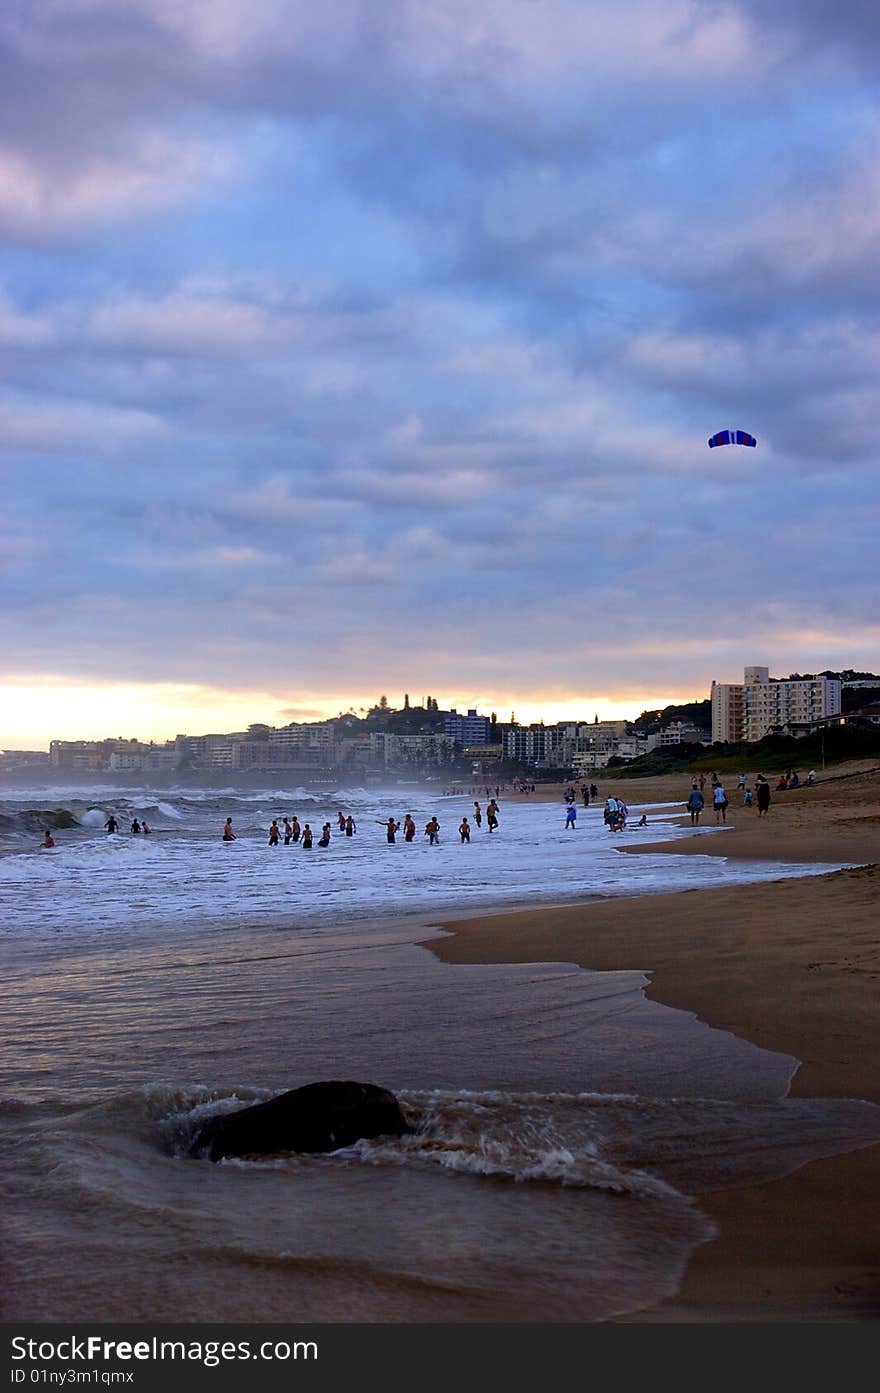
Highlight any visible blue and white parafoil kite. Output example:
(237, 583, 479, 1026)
(708, 429, 757, 448)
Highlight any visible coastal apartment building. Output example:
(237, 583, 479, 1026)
(655, 719, 708, 747)
(109, 748, 178, 772)
(710, 682, 745, 743)
(443, 708, 493, 746)
(50, 737, 166, 770)
(503, 724, 549, 764)
(503, 719, 641, 769)
(368, 731, 459, 767)
(711, 667, 842, 743)
(194, 723, 338, 770)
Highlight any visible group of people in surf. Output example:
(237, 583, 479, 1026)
(224, 811, 360, 847)
(103, 814, 151, 835)
(372, 801, 501, 846)
(221, 798, 501, 847)
(43, 811, 152, 847)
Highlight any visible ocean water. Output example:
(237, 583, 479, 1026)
(2, 783, 879, 1323)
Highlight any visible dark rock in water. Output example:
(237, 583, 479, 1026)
(190, 1080, 411, 1162)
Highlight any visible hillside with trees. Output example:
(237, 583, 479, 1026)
(632, 698, 711, 735)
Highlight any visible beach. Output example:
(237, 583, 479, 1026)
(2, 766, 878, 1325)
(428, 764, 880, 1321)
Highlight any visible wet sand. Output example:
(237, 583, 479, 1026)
(425, 765, 880, 1321)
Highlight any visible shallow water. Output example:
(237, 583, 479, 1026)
(2, 783, 878, 1323)
(0, 784, 831, 946)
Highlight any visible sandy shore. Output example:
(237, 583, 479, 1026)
(425, 764, 880, 1322)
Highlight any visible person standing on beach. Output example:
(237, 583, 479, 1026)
(425, 816, 441, 845)
(755, 776, 771, 818)
(565, 803, 577, 829)
(403, 814, 416, 842)
(105, 814, 119, 834)
(486, 800, 499, 833)
(222, 817, 236, 841)
(459, 816, 471, 842)
(713, 783, 729, 824)
(686, 787, 704, 825)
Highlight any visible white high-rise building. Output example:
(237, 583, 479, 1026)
(711, 667, 842, 743)
(710, 681, 744, 742)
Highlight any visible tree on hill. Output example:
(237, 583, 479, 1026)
(633, 698, 711, 736)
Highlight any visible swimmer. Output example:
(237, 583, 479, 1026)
(141, 821, 151, 834)
(378, 817, 400, 843)
(318, 822, 331, 847)
(105, 815, 119, 834)
(130, 818, 141, 834)
(222, 817, 236, 841)
(41, 830, 55, 848)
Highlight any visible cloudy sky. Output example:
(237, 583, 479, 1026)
(2, 1, 878, 748)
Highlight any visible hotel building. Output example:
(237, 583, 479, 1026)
(711, 667, 842, 744)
